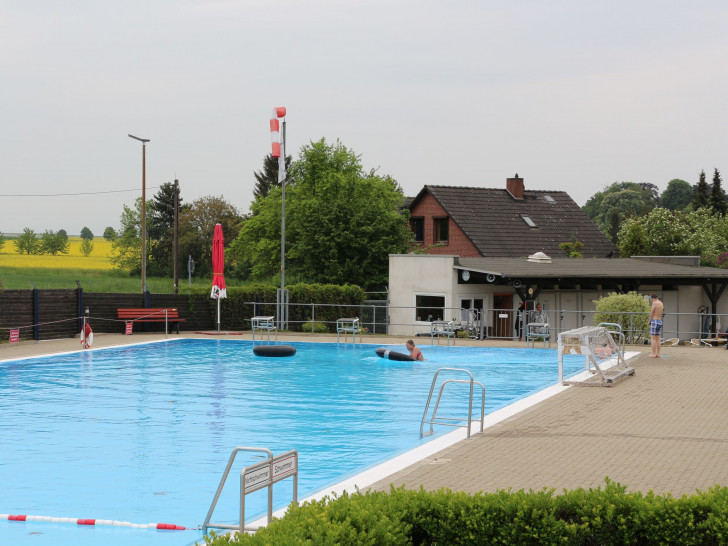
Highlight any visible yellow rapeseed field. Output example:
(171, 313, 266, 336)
(0, 237, 114, 270)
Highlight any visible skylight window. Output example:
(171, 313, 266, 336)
(521, 214, 537, 228)
(544, 195, 556, 203)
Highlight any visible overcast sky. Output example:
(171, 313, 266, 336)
(2, 0, 727, 235)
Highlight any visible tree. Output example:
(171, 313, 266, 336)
(39, 229, 70, 255)
(0, 232, 5, 252)
(559, 240, 583, 258)
(14, 228, 39, 254)
(80, 227, 94, 240)
(710, 168, 727, 217)
(148, 182, 183, 276)
(178, 195, 242, 278)
(659, 179, 693, 211)
(80, 238, 94, 256)
(582, 182, 657, 241)
(693, 170, 710, 210)
(103, 226, 117, 240)
(618, 207, 728, 258)
(230, 138, 411, 289)
(109, 198, 151, 274)
(253, 154, 292, 201)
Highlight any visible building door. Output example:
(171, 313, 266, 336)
(559, 292, 579, 332)
(493, 294, 513, 338)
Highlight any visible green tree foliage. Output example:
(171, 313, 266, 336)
(593, 291, 651, 339)
(38, 229, 70, 255)
(103, 226, 117, 240)
(253, 154, 292, 201)
(14, 228, 39, 254)
(230, 138, 411, 289)
(148, 182, 183, 276)
(80, 226, 94, 240)
(693, 169, 710, 210)
(80, 237, 94, 256)
(618, 207, 728, 258)
(109, 198, 149, 274)
(659, 179, 692, 211)
(710, 168, 727, 217)
(0, 232, 5, 252)
(178, 195, 241, 278)
(559, 240, 583, 258)
(582, 182, 658, 241)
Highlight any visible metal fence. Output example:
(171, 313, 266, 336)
(249, 301, 726, 345)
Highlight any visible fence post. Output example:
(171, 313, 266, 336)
(32, 285, 39, 341)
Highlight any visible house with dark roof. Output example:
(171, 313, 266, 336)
(407, 176, 617, 258)
(386, 177, 727, 342)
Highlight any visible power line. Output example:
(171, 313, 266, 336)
(0, 187, 160, 197)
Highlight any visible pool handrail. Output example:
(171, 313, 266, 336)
(420, 367, 485, 439)
(202, 446, 273, 534)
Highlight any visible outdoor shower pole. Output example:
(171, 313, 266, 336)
(280, 120, 286, 328)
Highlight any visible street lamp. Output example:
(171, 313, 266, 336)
(128, 134, 150, 294)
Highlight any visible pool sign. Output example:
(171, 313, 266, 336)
(125, 321, 133, 335)
(243, 451, 298, 493)
(9, 329, 19, 343)
(272, 452, 297, 480)
(243, 464, 271, 492)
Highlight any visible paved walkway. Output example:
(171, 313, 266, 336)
(3, 333, 727, 497)
(369, 345, 728, 496)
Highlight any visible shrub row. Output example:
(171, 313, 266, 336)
(206, 480, 728, 545)
(192, 283, 366, 332)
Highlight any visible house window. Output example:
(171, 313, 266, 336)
(434, 217, 449, 242)
(410, 217, 424, 243)
(415, 294, 445, 322)
(520, 214, 537, 228)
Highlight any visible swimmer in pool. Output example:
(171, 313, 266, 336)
(405, 339, 424, 360)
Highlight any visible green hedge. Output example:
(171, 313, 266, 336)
(198, 283, 366, 332)
(205, 481, 728, 545)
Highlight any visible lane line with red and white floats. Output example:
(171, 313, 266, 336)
(1, 513, 187, 530)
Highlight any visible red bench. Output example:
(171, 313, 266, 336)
(117, 308, 185, 334)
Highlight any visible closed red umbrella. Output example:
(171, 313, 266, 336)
(211, 223, 227, 331)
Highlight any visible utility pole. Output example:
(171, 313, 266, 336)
(173, 179, 179, 295)
(128, 134, 150, 294)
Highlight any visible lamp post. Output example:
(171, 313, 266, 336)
(128, 134, 150, 294)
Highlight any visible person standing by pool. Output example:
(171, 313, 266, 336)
(649, 294, 664, 358)
(406, 340, 424, 360)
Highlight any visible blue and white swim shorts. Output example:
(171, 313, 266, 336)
(650, 319, 663, 336)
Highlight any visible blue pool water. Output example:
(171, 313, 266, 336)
(0, 339, 585, 545)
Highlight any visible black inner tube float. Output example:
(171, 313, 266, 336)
(253, 344, 296, 357)
(375, 347, 415, 361)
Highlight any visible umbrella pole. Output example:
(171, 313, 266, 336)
(217, 298, 221, 332)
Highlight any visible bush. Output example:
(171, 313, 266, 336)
(204, 481, 728, 545)
(301, 321, 329, 334)
(593, 291, 650, 342)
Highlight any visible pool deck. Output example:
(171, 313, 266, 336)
(3, 332, 728, 497)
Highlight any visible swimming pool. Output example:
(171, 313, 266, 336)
(1, 339, 585, 545)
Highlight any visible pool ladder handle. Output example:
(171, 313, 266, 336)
(203, 446, 299, 535)
(420, 367, 485, 440)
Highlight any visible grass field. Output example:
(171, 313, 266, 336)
(0, 237, 216, 293)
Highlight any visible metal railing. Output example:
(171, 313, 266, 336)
(420, 367, 485, 439)
(203, 446, 298, 535)
(234, 301, 727, 345)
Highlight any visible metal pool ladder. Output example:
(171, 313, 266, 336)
(420, 367, 485, 439)
(202, 446, 298, 535)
